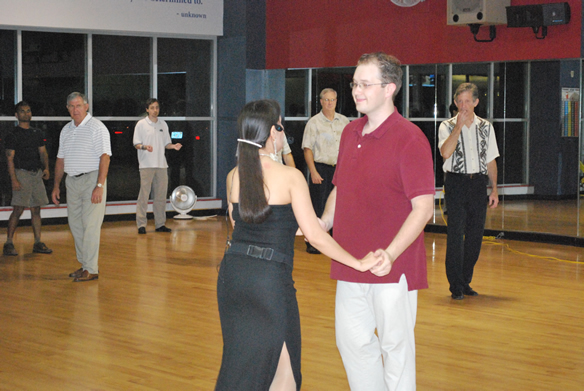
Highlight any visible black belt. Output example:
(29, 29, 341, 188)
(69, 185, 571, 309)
(447, 172, 486, 180)
(73, 172, 89, 178)
(18, 168, 41, 173)
(226, 243, 293, 267)
(315, 162, 335, 168)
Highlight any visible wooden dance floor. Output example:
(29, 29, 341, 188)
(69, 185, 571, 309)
(0, 216, 583, 390)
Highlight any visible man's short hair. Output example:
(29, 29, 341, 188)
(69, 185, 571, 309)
(357, 52, 403, 100)
(15, 101, 30, 113)
(454, 83, 479, 101)
(67, 92, 88, 105)
(319, 88, 337, 99)
(146, 98, 159, 109)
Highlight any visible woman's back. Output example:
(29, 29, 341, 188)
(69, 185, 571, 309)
(230, 203, 298, 257)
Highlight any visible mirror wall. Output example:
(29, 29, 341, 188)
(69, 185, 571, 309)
(285, 60, 584, 239)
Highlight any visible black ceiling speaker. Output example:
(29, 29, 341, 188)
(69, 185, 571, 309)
(506, 3, 570, 28)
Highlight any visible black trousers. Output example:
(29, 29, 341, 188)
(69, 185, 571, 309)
(444, 172, 489, 294)
(309, 162, 336, 218)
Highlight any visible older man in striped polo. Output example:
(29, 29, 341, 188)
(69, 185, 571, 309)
(51, 92, 112, 282)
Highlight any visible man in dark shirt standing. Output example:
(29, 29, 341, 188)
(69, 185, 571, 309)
(3, 101, 52, 256)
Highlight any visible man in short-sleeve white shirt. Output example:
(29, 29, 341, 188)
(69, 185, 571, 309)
(133, 98, 182, 234)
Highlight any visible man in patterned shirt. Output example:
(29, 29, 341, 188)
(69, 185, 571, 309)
(302, 88, 349, 254)
(438, 82, 500, 300)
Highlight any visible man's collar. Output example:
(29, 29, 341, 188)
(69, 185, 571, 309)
(352, 110, 402, 139)
(72, 113, 92, 128)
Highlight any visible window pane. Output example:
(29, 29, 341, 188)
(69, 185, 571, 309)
(0, 30, 15, 116)
(452, 63, 489, 118)
(312, 68, 357, 118)
(22, 32, 85, 116)
(281, 120, 306, 174)
(166, 121, 212, 197)
(93, 35, 151, 116)
(408, 65, 449, 118)
(494, 62, 526, 119)
(494, 121, 526, 184)
(158, 38, 211, 117)
(285, 69, 308, 117)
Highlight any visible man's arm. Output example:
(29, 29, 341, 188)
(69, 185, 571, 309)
(439, 119, 462, 159)
(166, 143, 182, 151)
(304, 148, 322, 184)
(6, 149, 21, 191)
(91, 154, 110, 204)
(283, 153, 296, 168)
(52, 157, 65, 205)
(135, 143, 153, 152)
(487, 159, 499, 208)
(320, 186, 337, 231)
(372, 194, 434, 277)
(39, 146, 50, 180)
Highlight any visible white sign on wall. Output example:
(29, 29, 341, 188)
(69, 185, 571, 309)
(0, 0, 223, 37)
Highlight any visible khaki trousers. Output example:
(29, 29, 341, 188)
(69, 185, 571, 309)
(66, 171, 106, 274)
(136, 168, 168, 229)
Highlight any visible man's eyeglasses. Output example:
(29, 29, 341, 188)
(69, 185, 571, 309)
(350, 82, 387, 90)
(322, 98, 337, 102)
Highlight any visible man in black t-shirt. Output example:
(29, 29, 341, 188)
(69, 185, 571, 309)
(3, 101, 52, 256)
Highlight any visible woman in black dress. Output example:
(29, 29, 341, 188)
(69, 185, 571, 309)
(215, 100, 380, 391)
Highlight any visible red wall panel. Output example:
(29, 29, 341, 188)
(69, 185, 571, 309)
(266, 0, 581, 69)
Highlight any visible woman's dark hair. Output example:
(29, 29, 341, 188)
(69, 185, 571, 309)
(237, 99, 280, 224)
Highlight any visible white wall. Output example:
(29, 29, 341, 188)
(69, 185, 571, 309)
(0, 0, 223, 37)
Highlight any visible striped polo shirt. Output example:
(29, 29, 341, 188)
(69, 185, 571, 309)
(57, 113, 112, 176)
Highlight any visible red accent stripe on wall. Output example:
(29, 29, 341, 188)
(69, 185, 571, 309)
(266, 0, 581, 69)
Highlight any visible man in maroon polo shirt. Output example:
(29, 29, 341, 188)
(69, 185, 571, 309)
(321, 52, 435, 391)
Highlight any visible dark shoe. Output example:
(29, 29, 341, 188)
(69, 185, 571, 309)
(306, 241, 321, 254)
(33, 242, 53, 254)
(138, 227, 146, 234)
(73, 270, 99, 282)
(3, 242, 18, 256)
(451, 293, 464, 300)
(155, 225, 172, 233)
(463, 286, 479, 296)
(69, 268, 84, 278)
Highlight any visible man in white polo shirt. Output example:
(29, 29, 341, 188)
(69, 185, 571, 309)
(133, 98, 182, 234)
(52, 92, 111, 282)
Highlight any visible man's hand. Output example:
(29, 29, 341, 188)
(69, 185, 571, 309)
(370, 249, 394, 277)
(489, 189, 499, 208)
(51, 187, 60, 206)
(91, 186, 104, 204)
(310, 170, 323, 184)
(145, 145, 153, 152)
(172, 143, 182, 151)
(11, 179, 22, 191)
(42, 169, 50, 180)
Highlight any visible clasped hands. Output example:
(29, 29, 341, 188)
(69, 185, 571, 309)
(311, 217, 393, 277)
(359, 249, 393, 277)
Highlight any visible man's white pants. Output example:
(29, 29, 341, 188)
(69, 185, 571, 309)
(335, 275, 418, 391)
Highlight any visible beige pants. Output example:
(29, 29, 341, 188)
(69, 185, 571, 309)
(136, 168, 168, 229)
(65, 171, 106, 274)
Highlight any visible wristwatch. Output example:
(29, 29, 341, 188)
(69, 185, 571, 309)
(96, 183, 103, 188)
